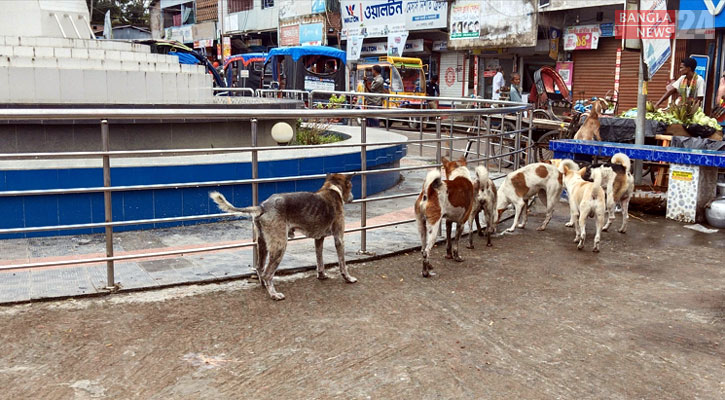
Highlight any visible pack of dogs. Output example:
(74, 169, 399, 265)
(210, 153, 634, 300)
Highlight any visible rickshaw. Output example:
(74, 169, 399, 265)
(265, 46, 346, 96)
(355, 56, 428, 128)
(223, 53, 269, 93)
(134, 39, 226, 88)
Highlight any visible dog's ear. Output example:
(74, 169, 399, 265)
(578, 167, 587, 176)
(458, 155, 467, 165)
(441, 156, 449, 165)
(563, 165, 570, 175)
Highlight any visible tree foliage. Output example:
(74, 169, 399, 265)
(87, 0, 150, 27)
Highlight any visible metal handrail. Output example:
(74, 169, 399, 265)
(0, 103, 532, 290)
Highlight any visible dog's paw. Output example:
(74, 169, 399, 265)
(486, 243, 493, 247)
(577, 240, 584, 250)
(465, 244, 474, 250)
(344, 275, 358, 284)
(317, 272, 329, 280)
(453, 256, 464, 263)
(422, 270, 436, 278)
(536, 226, 547, 231)
(565, 222, 574, 227)
(618, 228, 627, 234)
(592, 246, 600, 253)
(445, 254, 453, 259)
(602, 227, 609, 232)
(270, 292, 286, 301)
(573, 236, 580, 244)
(517, 223, 526, 229)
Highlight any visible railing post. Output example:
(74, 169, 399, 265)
(435, 116, 442, 164)
(419, 114, 424, 157)
(527, 106, 534, 164)
(485, 115, 491, 168)
(360, 119, 368, 254)
(449, 101, 454, 158)
(476, 115, 482, 165)
(251, 118, 259, 270)
(101, 120, 115, 289)
(498, 113, 505, 173)
(514, 112, 522, 170)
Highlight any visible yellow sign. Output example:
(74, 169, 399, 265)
(671, 170, 693, 181)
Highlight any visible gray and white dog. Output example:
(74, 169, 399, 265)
(209, 173, 356, 300)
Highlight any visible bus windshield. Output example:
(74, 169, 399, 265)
(398, 66, 424, 93)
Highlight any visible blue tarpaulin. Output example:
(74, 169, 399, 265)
(168, 51, 198, 65)
(266, 46, 346, 64)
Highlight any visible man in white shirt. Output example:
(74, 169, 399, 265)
(655, 57, 705, 108)
(491, 66, 505, 101)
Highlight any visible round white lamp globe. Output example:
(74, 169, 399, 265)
(270, 122, 294, 145)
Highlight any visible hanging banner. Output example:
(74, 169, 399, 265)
(346, 35, 365, 61)
(450, 2, 480, 39)
(563, 25, 601, 51)
(556, 61, 573, 91)
(404, 0, 448, 30)
(387, 31, 409, 56)
(549, 27, 560, 60)
(640, 0, 673, 79)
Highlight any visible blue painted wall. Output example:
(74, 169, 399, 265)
(0, 145, 406, 239)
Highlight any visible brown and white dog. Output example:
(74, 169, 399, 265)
(209, 173, 356, 300)
(581, 153, 634, 233)
(467, 165, 497, 249)
(560, 160, 606, 252)
(415, 157, 474, 277)
(496, 163, 564, 233)
(573, 99, 607, 141)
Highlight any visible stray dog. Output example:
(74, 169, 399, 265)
(496, 163, 564, 233)
(415, 157, 474, 277)
(581, 153, 634, 233)
(573, 99, 606, 141)
(467, 165, 497, 249)
(560, 161, 606, 252)
(209, 173, 356, 300)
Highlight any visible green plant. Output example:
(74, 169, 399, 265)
(294, 125, 343, 145)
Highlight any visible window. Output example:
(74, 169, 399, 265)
(262, 0, 275, 9)
(303, 55, 339, 77)
(539, 0, 550, 7)
(228, 0, 253, 13)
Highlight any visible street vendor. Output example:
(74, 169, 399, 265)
(655, 57, 705, 109)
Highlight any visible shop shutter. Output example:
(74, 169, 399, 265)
(618, 43, 674, 111)
(571, 38, 618, 103)
(440, 52, 464, 98)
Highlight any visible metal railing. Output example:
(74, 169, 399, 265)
(0, 102, 533, 292)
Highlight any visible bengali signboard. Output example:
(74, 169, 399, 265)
(404, 0, 448, 30)
(563, 25, 601, 51)
(280, 24, 300, 46)
(279, 0, 327, 19)
(341, 0, 407, 38)
(450, 2, 480, 39)
(300, 22, 323, 46)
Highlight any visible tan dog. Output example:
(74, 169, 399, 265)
(210, 173, 355, 300)
(467, 165, 497, 248)
(581, 153, 634, 233)
(415, 157, 475, 277)
(496, 163, 564, 233)
(561, 163, 606, 252)
(573, 99, 606, 141)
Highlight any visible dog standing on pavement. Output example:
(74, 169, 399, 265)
(467, 165, 497, 249)
(581, 153, 634, 233)
(415, 157, 475, 277)
(560, 160, 606, 252)
(209, 173, 356, 300)
(496, 163, 564, 233)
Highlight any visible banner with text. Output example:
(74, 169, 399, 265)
(450, 2, 480, 39)
(387, 31, 409, 57)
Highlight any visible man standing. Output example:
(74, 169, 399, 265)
(491, 65, 505, 101)
(426, 74, 440, 109)
(366, 65, 385, 127)
(508, 72, 522, 102)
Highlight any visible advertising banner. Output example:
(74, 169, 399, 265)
(300, 22, 324, 46)
(450, 2, 481, 39)
(556, 61, 573, 91)
(387, 31, 409, 56)
(640, 0, 672, 79)
(404, 0, 448, 30)
(563, 25, 601, 51)
(347, 35, 365, 61)
(280, 24, 300, 46)
(279, 0, 327, 19)
(549, 27, 560, 60)
(341, 0, 407, 38)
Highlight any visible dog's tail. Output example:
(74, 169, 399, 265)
(611, 153, 631, 174)
(422, 169, 442, 194)
(209, 191, 262, 217)
(558, 159, 579, 174)
(474, 165, 489, 185)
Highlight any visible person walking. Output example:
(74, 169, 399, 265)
(491, 65, 505, 101)
(365, 65, 385, 127)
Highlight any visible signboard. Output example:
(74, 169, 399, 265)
(279, 0, 327, 19)
(360, 39, 425, 55)
(404, 0, 448, 30)
(347, 35, 365, 61)
(600, 22, 615, 37)
(691, 54, 710, 102)
(450, 2, 480, 39)
(387, 31, 409, 56)
(549, 27, 560, 60)
(641, 0, 672, 79)
(563, 25, 601, 50)
(340, 0, 406, 38)
(312, 0, 326, 13)
(304, 76, 336, 91)
(193, 39, 213, 48)
(556, 61, 573, 91)
(448, 0, 537, 49)
(300, 22, 323, 46)
(280, 24, 300, 46)
(678, 0, 724, 30)
(432, 40, 447, 51)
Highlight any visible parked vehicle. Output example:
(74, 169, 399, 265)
(355, 56, 428, 128)
(223, 53, 270, 92)
(134, 39, 226, 88)
(265, 46, 346, 92)
(528, 66, 572, 121)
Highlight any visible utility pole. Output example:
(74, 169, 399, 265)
(218, 0, 225, 62)
(634, 43, 646, 185)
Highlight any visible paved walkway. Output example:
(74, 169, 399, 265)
(0, 156, 508, 303)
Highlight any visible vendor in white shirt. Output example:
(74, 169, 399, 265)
(655, 57, 705, 108)
(491, 65, 505, 101)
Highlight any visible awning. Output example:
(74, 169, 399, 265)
(266, 46, 346, 64)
